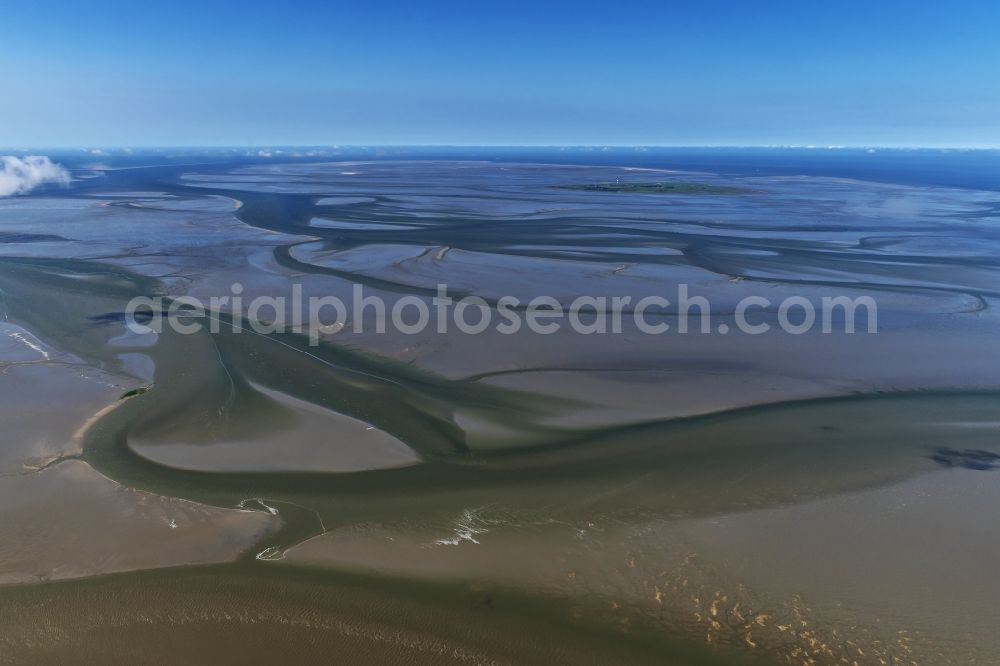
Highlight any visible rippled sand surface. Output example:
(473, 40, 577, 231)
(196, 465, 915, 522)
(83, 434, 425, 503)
(0, 153, 998, 664)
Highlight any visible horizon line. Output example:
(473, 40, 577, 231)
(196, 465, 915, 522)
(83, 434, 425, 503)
(4, 144, 1000, 152)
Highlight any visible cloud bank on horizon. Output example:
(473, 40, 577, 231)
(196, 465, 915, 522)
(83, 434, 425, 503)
(0, 156, 71, 197)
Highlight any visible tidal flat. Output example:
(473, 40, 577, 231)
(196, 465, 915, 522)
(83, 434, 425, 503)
(1, 149, 999, 664)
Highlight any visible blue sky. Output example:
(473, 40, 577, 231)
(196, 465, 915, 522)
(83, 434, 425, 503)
(2, 0, 998, 147)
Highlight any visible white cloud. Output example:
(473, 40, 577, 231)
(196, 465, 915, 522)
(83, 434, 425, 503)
(0, 156, 71, 197)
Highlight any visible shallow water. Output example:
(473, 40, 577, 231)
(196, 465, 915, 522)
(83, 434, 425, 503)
(1, 150, 999, 664)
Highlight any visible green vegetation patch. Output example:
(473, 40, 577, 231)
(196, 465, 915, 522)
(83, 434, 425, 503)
(557, 181, 756, 195)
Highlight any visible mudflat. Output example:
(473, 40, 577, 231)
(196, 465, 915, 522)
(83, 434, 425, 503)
(1, 150, 999, 665)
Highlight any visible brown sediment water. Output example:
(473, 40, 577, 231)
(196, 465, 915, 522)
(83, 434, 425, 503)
(1, 159, 999, 664)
